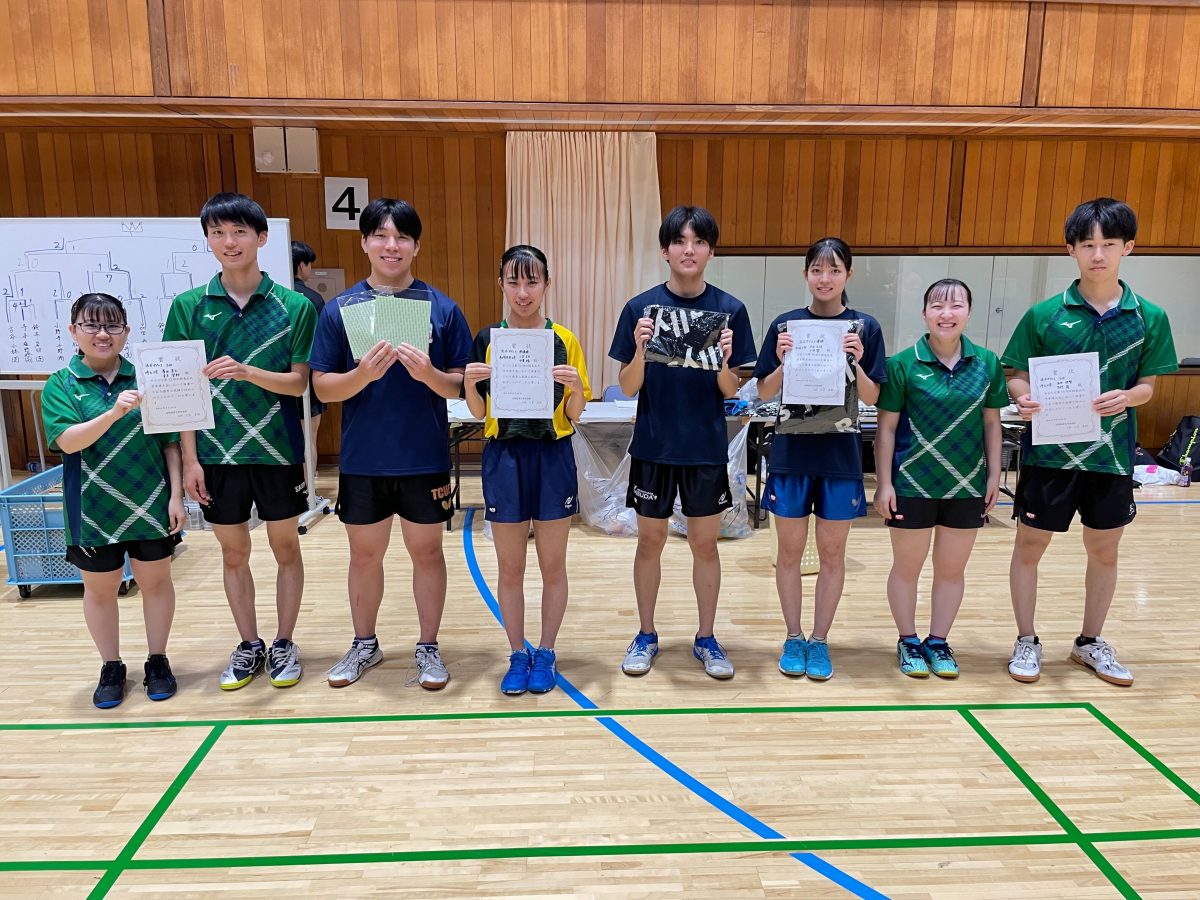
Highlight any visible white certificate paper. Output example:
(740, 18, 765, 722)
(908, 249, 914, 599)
(489, 327, 555, 420)
(783, 319, 849, 405)
(1028, 351, 1102, 446)
(131, 340, 216, 435)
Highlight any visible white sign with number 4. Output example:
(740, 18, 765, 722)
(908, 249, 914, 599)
(325, 177, 369, 231)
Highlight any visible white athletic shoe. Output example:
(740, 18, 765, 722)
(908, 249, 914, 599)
(327, 641, 383, 687)
(1070, 638, 1134, 687)
(268, 639, 303, 688)
(1008, 637, 1043, 683)
(414, 644, 450, 691)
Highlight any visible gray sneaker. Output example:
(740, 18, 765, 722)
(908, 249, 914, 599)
(1008, 637, 1043, 683)
(693, 635, 735, 679)
(621, 631, 659, 675)
(269, 639, 302, 688)
(327, 641, 383, 687)
(414, 644, 450, 691)
(1070, 638, 1133, 687)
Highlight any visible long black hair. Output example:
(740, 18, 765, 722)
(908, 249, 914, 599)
(804, 237, 853, 272)
(499, 244, 550, 282)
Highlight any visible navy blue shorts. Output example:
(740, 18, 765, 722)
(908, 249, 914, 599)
(762, 472, 866, 521)
(482, 437, 579, 523)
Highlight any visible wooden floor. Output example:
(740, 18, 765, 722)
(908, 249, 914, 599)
(2, 470, 1198, 898)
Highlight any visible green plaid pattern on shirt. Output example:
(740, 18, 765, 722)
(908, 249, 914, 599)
(877, 336, 1009, 499)
(41, 356, 175, 547)
(1002, 281, 1178, 475)
(162, 273, 316, 466)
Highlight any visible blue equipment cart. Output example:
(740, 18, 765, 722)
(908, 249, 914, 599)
(0, 466, 133, 598)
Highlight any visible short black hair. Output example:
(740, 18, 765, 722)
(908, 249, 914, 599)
(804, 237, 853, 272)
(1064, 198, 1137, 244)
(658, 205, 719, 250)
(499, 244, 550, 282)
(359, 198, 422, 240)
(291, 240, 316, 273)
(200, 192, 269, 235)
(70, 292, 127, 325)
(922, 278, 973, 310)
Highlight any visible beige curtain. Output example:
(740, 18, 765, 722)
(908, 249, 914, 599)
(505, 132, 662, 392)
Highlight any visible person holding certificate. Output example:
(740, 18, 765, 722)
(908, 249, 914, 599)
(462, 245, 590, 696)
(609, 206, 757, 680)
(41, 293, 185, 708)
(163, 193, 317, 693)
(753, 238, 886, 682)
(873, 279, 1008, 679)
(1002, 198, 1178, 687)
(310, 198, 471, 692)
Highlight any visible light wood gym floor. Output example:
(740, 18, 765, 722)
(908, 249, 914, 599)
(1, 470, 1197, 899)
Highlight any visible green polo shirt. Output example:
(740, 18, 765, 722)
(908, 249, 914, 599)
(162, 272, 317, 466)
(878, 335, 1009, 499)
(41, 356, 178, 548)
(1002, 280, 1177, 475)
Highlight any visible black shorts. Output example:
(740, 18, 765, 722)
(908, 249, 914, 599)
(1012, 465, 1136, 532)
(887, 495, 988, 530)
(67, 537, 175, 573)
(626, 458, 733, 519)
(200, 463, 308, 525)
(336, 472, 454, 525)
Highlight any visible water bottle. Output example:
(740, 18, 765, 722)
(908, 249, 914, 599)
(1181, 457, 1192, 488)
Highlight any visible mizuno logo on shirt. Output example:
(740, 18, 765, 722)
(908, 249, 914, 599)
(1060, 319, 1081, 329)
(915, 372, 933, 381)
(203, 312, 222, 321)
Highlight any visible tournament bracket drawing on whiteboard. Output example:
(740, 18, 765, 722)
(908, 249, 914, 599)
(0, 218, 292, 374)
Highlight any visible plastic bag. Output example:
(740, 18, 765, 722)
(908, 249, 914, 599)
(1133, 464, 1185, 486)
(642, 305, 728, 370)
(669, 421, 753, 540)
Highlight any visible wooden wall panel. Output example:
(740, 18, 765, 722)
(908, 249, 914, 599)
(164, 0, 1029, 106)
(1137, 372, 1200, 453)
(957, 138, 1200, 247)
(0, 0, 155, 96)
(658, 136, 956, 249)
(660, 135, 1200, 251)
(1040, 4, 1200, 110)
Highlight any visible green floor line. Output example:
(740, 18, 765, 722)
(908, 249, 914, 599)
(1086, 703, 1200, 807)
(959, 710, 1147, 899)
(86, 724, 226, 900)
(0, 701, 1093, 733)
(4, 827, 1200, 874)
(1078, 842, 1140, 900)
(959, 709, 1081, 837)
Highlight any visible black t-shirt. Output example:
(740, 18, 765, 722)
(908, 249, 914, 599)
(609, 282, 756, 466)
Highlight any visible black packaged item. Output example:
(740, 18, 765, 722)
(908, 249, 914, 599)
(775, 318, 863, 435)
(642, 305, 728, 370)
(1156, 415, 1200, 471)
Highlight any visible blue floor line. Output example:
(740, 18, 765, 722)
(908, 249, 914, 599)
(462, 507, 887, 899)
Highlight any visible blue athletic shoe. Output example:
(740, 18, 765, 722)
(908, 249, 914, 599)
(921, 639, 959, 679)
(528, 647, 558, 694)
(621, 631, 659, 675)
(500, 649, 532, 695)
(806, 640, 833, 681)
(779, 637, 808, 676)
(897, 638, 930, 678)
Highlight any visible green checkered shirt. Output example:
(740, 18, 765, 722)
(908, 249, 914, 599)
(1002, 281, 1177, 475)
(41, 356, 177, 547)
(878, 335, 1010, 499)
(162, 272, 316, 465)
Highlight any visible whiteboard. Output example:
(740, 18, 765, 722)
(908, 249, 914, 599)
(0, 217, 292, 374)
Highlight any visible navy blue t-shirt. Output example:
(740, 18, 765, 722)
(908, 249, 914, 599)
(609, 282, 756, 466)
(754, 306, 887, 480)
(309, 279, 472, 476)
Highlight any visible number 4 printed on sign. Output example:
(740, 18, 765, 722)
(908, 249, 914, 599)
(325, 177, 369, 231)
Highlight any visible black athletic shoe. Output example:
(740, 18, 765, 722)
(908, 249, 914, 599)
(144, 654, 178, 701)
(93, 660, 127, 709)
